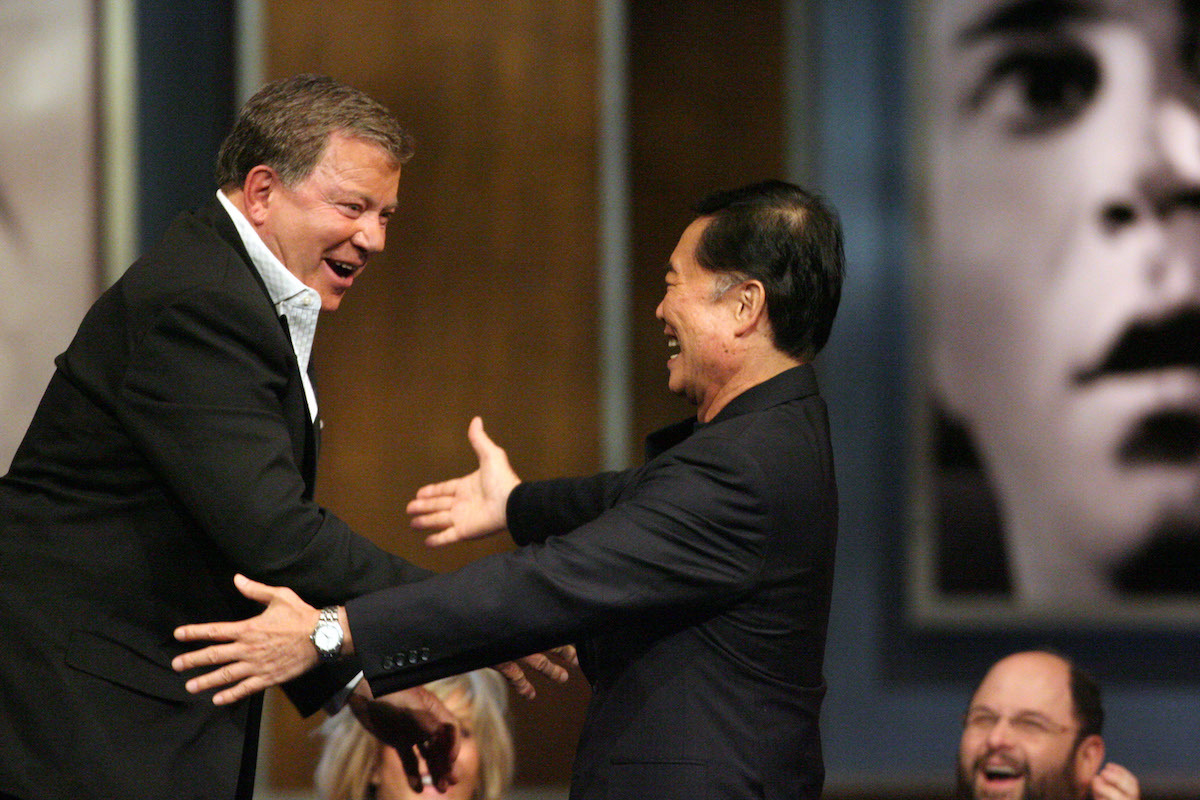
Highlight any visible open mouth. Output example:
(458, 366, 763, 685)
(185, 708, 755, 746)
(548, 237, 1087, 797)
(1076, 307, 1200, 385)
(982, 764, 1020, 782)
(667, 337, 680, 361)
(977, 755, 1025, 790)
(325, 258, 358, 279)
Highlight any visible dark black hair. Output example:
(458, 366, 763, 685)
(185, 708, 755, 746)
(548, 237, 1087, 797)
(1069, 661, 1104, 742)
(692, 179, 845, 360)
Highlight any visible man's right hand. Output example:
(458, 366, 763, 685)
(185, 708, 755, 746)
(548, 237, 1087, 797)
(407, 416, 520, 546)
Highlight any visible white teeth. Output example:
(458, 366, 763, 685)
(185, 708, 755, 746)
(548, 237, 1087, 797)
(668, 338, 678, 350)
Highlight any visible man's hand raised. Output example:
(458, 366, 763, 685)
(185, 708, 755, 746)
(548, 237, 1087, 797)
(407, 417, 520, 547)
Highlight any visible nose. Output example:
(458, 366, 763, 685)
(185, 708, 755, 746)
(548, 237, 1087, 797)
(655, 296, 665, 321)
(984, 718, 1017, 749)
(351, 214, 387, 254)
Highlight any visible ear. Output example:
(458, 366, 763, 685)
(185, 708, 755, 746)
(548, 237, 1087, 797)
(730, 279, 768, 336)
(240, 165, 281, 226)
(1073, 734, 1105, 789)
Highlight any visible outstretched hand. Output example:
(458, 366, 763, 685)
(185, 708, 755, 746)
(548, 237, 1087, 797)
(349, 689, 460, 794)
(407, 416, 521, 547)
(172, 574, 325, 705)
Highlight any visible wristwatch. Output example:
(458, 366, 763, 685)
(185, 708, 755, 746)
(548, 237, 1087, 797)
(310, 606, 344, 662)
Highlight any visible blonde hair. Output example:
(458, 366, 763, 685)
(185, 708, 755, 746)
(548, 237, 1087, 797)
(315, 670, 514, 800)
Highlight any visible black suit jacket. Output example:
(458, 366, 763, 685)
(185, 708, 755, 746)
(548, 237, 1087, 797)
(0, 199, 430, 800)
(347, 365, 838, 800)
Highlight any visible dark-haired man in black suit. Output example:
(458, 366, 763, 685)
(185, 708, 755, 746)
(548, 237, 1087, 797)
(177, 179, 845, 800)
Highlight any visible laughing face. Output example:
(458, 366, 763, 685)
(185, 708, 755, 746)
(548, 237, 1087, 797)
(927, 0, 1200, 600)
(655, 216, 744, 422)
(257, 131, 400, 311)
(956, 653, 1101, 800)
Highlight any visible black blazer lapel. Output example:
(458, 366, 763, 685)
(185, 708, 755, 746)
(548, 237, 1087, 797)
(196, 196, 319, 493)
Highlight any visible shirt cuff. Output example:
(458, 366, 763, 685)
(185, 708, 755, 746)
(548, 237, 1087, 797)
(323, 671, 364, 714)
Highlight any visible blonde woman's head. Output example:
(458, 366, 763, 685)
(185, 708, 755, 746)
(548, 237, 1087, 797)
(315, 670, 513, 800)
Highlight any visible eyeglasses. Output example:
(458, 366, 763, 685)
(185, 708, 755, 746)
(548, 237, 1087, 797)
(963, 709, 1077, 739)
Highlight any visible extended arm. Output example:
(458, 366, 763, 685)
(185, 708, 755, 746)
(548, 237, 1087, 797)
(173, 575, 574, 700)
(176, 427, 801, 707)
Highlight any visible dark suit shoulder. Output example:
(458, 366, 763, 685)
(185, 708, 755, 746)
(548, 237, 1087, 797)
(117, 209, 267, 310)
(678, 391, 831, 475)
(56, 208, 289, 407)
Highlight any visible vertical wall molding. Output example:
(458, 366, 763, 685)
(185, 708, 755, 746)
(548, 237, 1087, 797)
(597, 0, 633, 470)
(234, 0, 264, 104)
(99, 0, 138, 286)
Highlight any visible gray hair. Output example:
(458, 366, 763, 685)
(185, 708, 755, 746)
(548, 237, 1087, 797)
(215, 74, 414, 189)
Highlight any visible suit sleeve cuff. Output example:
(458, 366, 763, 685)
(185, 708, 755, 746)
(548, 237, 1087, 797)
(506, 482, 540, 545)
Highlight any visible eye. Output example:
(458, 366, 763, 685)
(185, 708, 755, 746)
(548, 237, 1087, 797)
(964, 710, 998, 730)
(963, 40, 1100, 136)
(340, 202, 365, 217)
(1011, 716, 1043, 734)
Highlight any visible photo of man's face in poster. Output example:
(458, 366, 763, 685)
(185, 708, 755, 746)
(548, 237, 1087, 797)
(918, 0, 1200, 618)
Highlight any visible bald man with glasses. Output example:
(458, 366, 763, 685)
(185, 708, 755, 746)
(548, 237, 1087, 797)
(957, 651, 1139, 800)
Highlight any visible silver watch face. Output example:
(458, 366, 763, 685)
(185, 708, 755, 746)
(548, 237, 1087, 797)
(314, 624, 340, 652)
